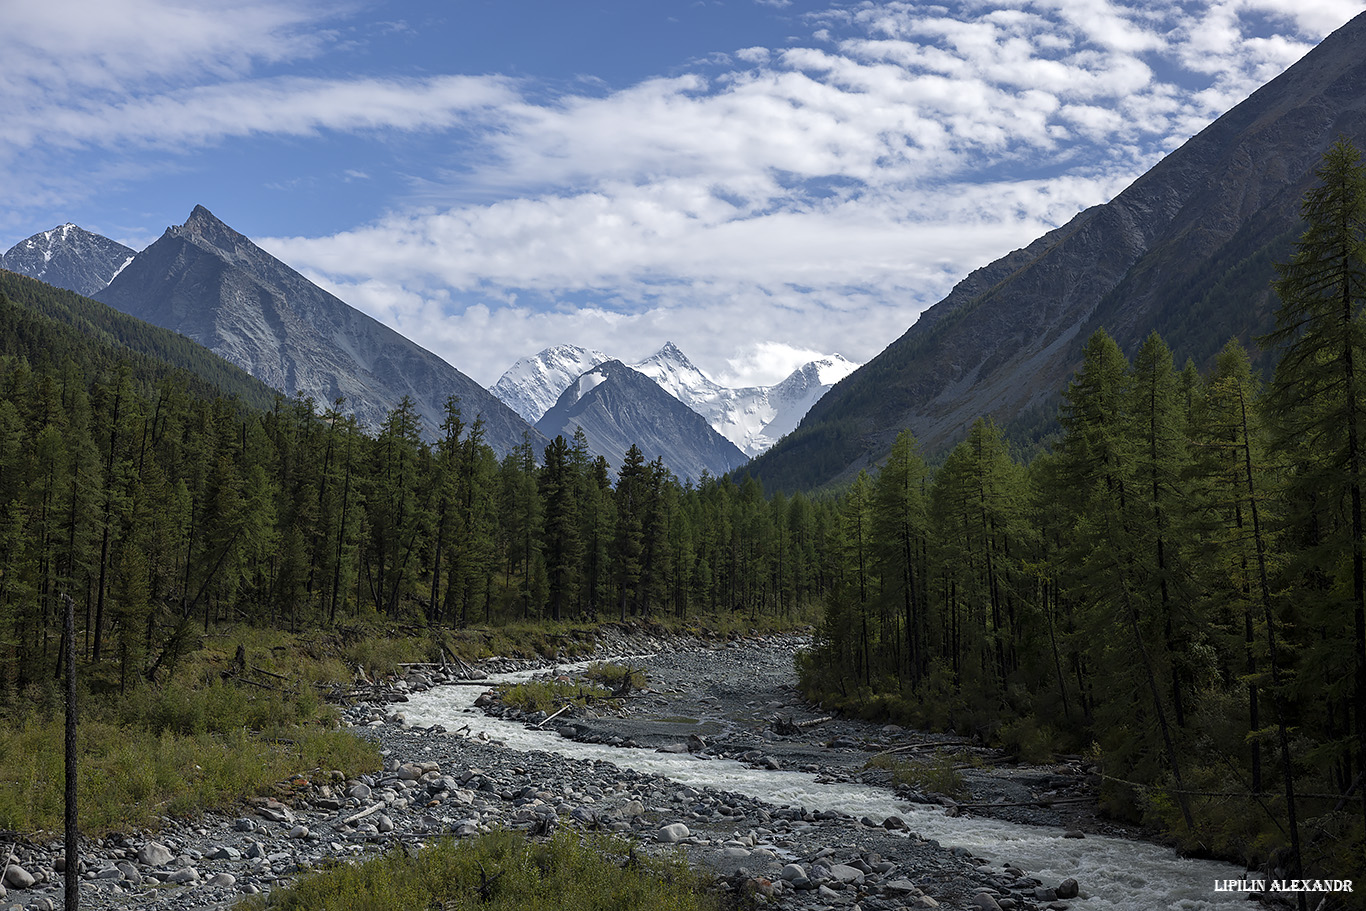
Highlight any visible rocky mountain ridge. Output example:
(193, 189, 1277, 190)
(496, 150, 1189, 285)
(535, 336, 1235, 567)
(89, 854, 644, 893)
(91, 206, 541, 455)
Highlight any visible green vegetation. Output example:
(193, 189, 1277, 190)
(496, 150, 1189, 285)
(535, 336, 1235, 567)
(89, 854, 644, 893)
(581, 661, 648, 692)
(800, 143, 1366, 887)
(0, 272, 820, 840)
(497, 679, 613, 714)
(238, 829, 716, 911)
(865, 752, 966, 798)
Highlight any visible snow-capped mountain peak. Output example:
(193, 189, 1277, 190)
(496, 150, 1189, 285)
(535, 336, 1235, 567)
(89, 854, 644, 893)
(491, 344, 611, 423)
(1, 223, 137, 297)
(492, 341, 862, 458)
(630, 341, 722, 405)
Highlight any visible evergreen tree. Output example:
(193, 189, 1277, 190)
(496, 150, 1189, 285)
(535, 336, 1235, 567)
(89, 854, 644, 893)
(1261, 138, 1366, 837)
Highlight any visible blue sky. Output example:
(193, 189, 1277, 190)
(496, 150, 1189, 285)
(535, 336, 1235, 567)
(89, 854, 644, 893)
(5, 0, 1364, 387)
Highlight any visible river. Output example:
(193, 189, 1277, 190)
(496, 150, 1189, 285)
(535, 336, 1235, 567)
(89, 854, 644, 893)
(402, 654, 1258, 911)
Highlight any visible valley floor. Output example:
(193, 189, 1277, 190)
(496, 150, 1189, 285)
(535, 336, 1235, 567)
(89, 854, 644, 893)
(0, 633, 1238, 911)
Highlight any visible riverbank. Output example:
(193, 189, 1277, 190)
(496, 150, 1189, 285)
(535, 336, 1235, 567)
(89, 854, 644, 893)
(0, 630, 1254, 911)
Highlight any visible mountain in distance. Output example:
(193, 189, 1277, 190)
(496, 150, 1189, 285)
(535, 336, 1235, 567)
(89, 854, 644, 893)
(93, 205, 541, 454)
(631, 342, 858, 457)
(492, 344, 611, 423)
(493, 340, 859, 457)
(535, 359, 748, 481)
(745, 10, 1366, 493)
(2, 224, 136, 297)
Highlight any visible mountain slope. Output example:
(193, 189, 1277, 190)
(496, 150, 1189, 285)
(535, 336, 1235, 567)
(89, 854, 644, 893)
(535, 360, 748, 481)
(94, 206, 541, 454)
(2, 224, 135, 297)
(746, 10, 1366, 492)
(0, 268, 281, 409)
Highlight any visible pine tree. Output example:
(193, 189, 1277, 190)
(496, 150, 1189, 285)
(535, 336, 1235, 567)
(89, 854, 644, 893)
(1261, 138, 1366, 837)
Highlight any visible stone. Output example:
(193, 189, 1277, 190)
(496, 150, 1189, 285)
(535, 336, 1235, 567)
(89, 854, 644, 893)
(165, 867, 200, 884)
(1062, 830, 1085, 839)
(2, 866, 34, 890)
(882, 815, 909, 831)
(972, 892, 1004, 910)
(827, 863, 866, 885)
(780, 864, 806, 882)
(885, 879, 919, 894)
(137, 842, 174, 867)
(206, 872, 237, 887)
(913, 897, 941, 910)
(288, 825, 310, 839)
(207, 845, 241, 861)
(377, 814, 395, 833)
(1056, 877, 1079, 899)
(657, 823, 691, 843)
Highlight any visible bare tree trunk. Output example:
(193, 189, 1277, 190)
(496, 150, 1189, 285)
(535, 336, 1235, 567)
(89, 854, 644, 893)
(63, 592, 79, 911)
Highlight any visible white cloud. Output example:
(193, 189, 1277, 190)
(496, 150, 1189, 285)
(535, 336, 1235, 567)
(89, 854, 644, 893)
(4, 75, 517, 152)
(260, 0, 1366, 386)
(7, 0, 1365, 389)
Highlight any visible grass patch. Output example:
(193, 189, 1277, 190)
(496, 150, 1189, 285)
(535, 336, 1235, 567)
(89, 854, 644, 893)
(865, 751, 966, 798)
(497, 679, 613, 714)
(0, 720, 377, 834)
(238, 828, 717, 911)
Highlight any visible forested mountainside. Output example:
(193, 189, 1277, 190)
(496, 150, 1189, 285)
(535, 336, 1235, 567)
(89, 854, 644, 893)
(0, 268, 280, 409)
(746, 10, 1366, 492)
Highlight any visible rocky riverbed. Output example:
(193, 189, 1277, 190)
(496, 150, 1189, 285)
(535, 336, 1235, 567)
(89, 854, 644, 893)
(0, 630, 1203, 911)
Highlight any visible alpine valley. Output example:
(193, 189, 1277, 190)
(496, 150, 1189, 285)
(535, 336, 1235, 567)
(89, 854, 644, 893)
(5, 8, 1366, 911)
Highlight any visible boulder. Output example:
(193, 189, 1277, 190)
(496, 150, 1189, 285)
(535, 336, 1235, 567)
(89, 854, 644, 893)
(657, 823, 691, 843)
(137, 842, 174, 867)
(1057, 877, 1080, 899)
(2, 865, 36, 889)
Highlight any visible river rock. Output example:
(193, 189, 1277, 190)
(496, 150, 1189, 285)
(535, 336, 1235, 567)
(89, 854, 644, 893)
(137, 842, 174, 867)
(972, 891, 1004, 910)
(780, 863, 806, 881)
(206, 872, 237, 887)
(1057, 877, 1079, 899)
(2, 865, 35, 889)
(166, 867, 200, 884)
(827, 863, 865, 885)
(657, 823, 691, 843)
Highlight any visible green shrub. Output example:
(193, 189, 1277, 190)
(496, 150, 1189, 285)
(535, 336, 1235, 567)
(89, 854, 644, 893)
(864, 751, 966, 798)
(239, 828, 717, 911)
(498, 679, 612, 714)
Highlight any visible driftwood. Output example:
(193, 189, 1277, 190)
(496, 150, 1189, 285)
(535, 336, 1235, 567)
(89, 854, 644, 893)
(343, 803, 385, 825)
(537, 704, 572, 728)
(772, 715, 832, 735)
(954, 797, 1095, 809)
